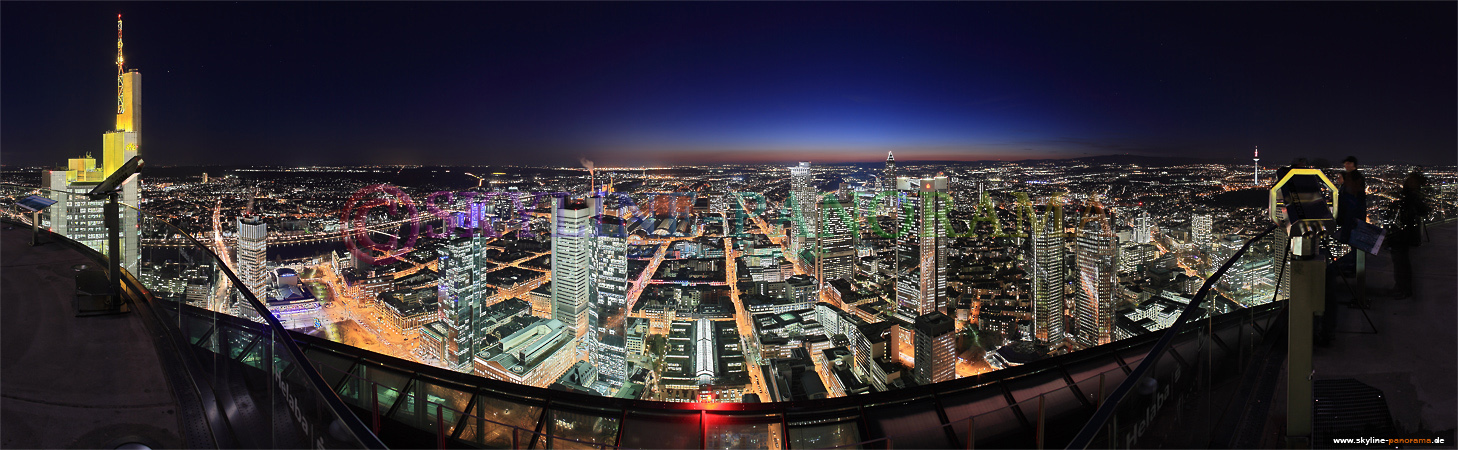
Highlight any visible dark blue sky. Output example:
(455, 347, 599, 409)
(3, 2, 1453, 168)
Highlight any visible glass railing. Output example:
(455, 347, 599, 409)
(0, 184, 386, 449)
(0, 181, 1302, 449)
(1065, 224, 1285, 449)
(806, 224, 1290, 449)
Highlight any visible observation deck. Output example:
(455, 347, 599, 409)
(1, 182, 1452, 449)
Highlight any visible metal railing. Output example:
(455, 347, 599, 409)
(1, 184, 386, 449)
(1, 182, 1302, 449)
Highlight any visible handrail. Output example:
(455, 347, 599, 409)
(1065, 223, 1278, 449)
(0, 183, 386, 449)
(9, 180, 1423, 448)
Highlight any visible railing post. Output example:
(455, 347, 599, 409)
(1036, 395, 1045, 450)
(437, 403, 446, 449)
(512, 427, 519, 450)
(966, 416, 975, 450)
(372, 383, 381, 434)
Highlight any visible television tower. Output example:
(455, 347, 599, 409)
(1253, 146, 1260, 185)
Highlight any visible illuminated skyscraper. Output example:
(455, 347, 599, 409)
(1032, 218, 1066, 346)
(43, 158, 107, 250)
(1192, 214, 1212, 249)
(816, 192, 856, 287)
(788, 162, 817, 265)
(107, 14, 141, 273)
(45, 15, 142, 269)
(894, 176, 949, 318)
(551, 200, 593, 338)
(438, 235, 486, 372)
(1132, 211, 1153, 244)
(236, 215, 268, 299)
(893, 176, 949, 367)
(590, 215, 630, 388)
(913, 311, 955, 386)
(1074, 208, 1118, 349)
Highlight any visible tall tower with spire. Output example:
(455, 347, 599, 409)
(104, 14, 142, 273)
(45, 14, 142, 270)
(1253, 146, 1260, 185)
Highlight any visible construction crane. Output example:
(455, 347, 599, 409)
(463, 172, 486, 188)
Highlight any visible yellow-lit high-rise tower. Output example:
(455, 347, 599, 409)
(47, 14, 143, 269)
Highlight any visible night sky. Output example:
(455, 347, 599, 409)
(3, 2, 1454, 168)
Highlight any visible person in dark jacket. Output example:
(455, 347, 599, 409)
(1335, 156, 1367, 244)
(1388, 172, 1429, 299)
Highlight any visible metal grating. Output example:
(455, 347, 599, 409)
(1312, 378, 1396, 448)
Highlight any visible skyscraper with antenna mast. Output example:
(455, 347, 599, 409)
(43, 13, 143, 271)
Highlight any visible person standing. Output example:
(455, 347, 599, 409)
(1388, 172, 1429, 299)
(1336, 156, 1368, 243)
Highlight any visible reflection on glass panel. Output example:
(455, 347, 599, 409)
(549, 407, 621, 449)
(303, 347, 356, 387)
(786, 418, 859, 450)
(941, 387, 1022, 448)
(221, 323, 257, 359)
(705, 413, 784, 450)
(326, 365, 367, 408)
(865, 400, 950, 449)
(619, 411, 699, 449)
(377, 386, 403, 416)
(182, 313, 215, 348)
(360, 364, 412, 392)
(237, 335, 267, 369)
(468, 394, 543, 448)
(1073, 367, 1124, 410)
(387, 383, 421, 426)
(418, 379, 472, 435)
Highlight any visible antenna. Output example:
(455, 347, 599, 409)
(116, 14, 124, 114)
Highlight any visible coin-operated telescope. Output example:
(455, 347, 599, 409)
(1268, 167, 1338, 447)
(83, 155, 143, 316)
(1269, 168, 1338, 260)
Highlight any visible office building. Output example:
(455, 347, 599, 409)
(1132, 211, 1153, 244)
(1075, 208, 1118, 349)
(438, 235, 486, 372)
(892, 175, 949, 367)
(477, 318, 576, 388)
(895, 176, 950, 318)
(1119, 243, 1158, 274)
(817, 193, 856, 286)
(1032, 218, 1066, 346)
(42, 161, 107, 250)
(591, 215, 630, 388)
(236, 216, 269, 300)
(551, 200, 593, 338)
(44, 16, 141, 270)
(788, 162, 817, 264)
(1192, 214, 1212, 248)
(913, 311, 955, 386)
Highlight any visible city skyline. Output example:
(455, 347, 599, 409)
(3, 2, 1454, 169)
(1, 2, 1455, 446)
